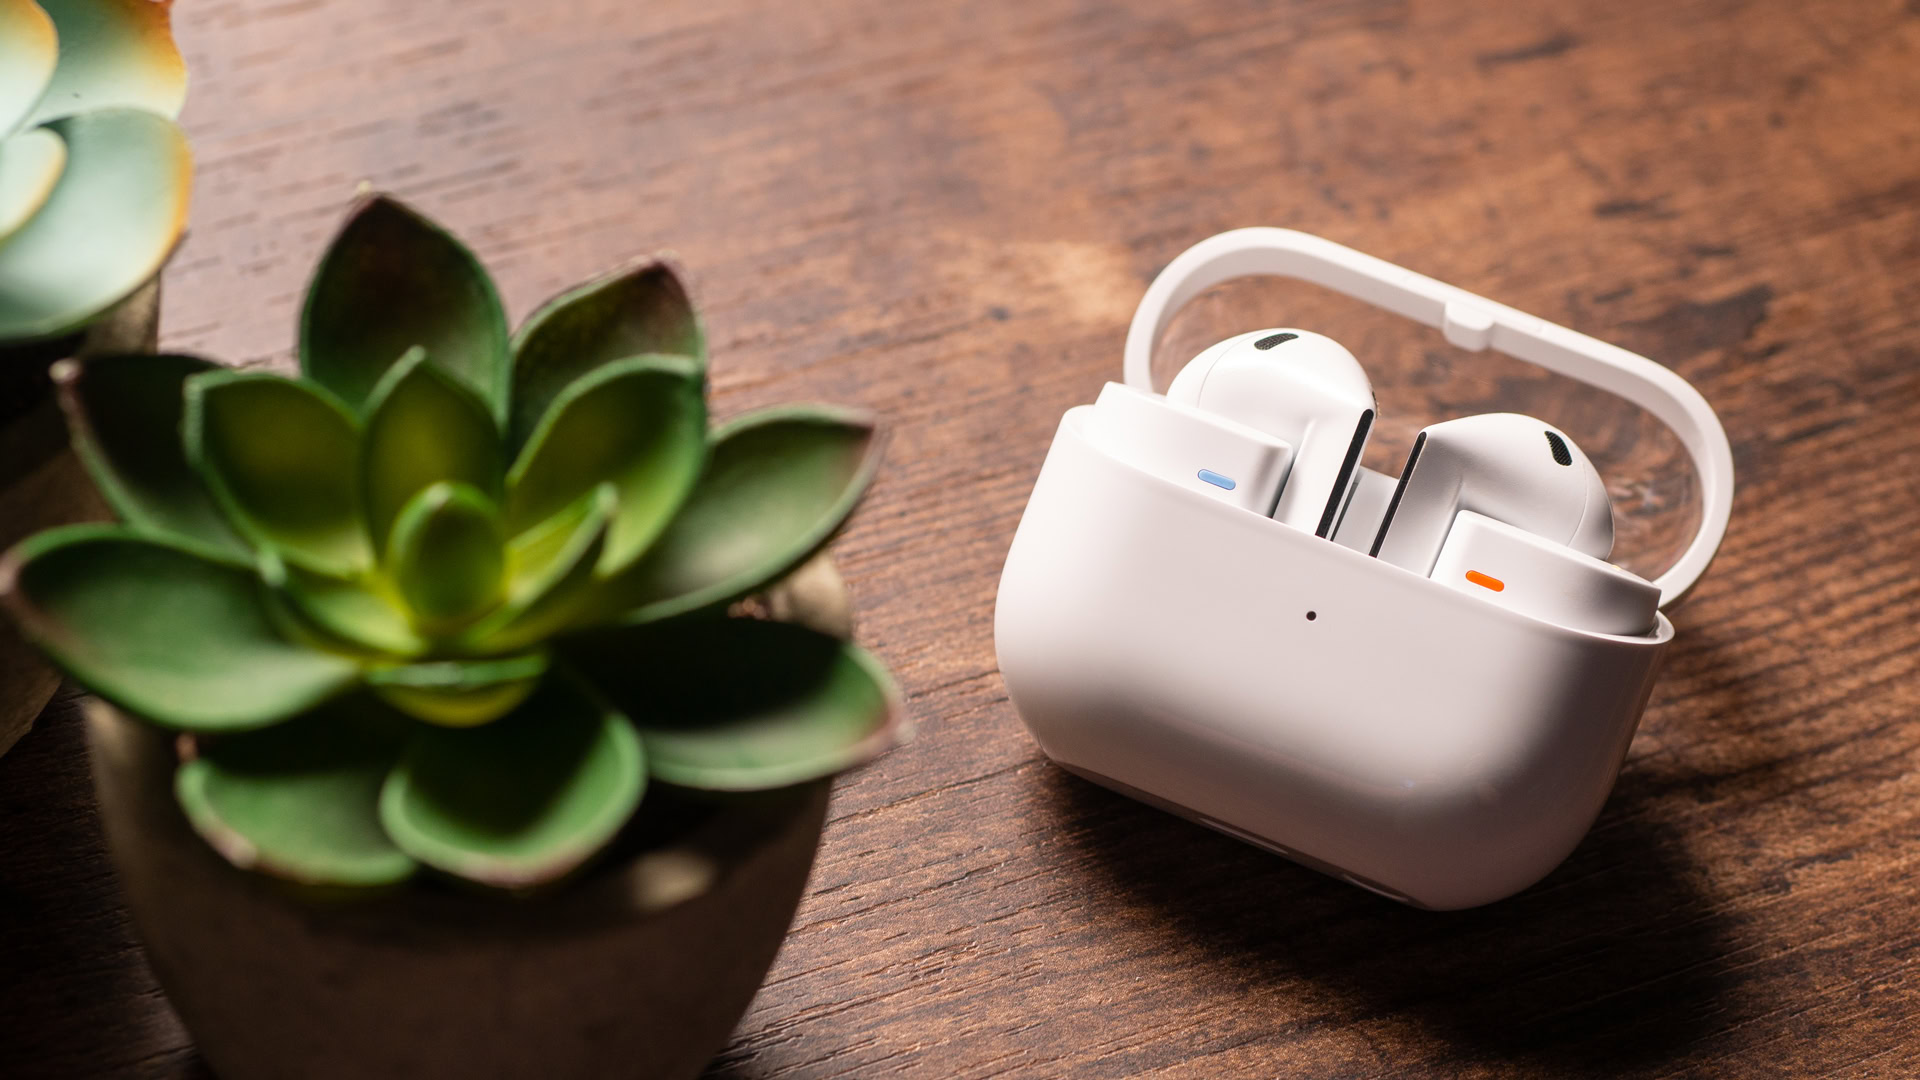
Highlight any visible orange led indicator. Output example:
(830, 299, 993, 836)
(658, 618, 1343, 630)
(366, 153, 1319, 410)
(1464, 570, 1505, 593)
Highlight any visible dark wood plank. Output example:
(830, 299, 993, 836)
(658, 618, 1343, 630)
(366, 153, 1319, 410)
(4, 0, 1920, 1075)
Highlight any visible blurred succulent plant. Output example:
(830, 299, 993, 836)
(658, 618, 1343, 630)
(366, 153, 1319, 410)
(0, 0, 191, 344)
(1, 194, 904, 890)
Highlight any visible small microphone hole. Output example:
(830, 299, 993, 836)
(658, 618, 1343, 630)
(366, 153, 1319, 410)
(1305, 610, 1317, 621)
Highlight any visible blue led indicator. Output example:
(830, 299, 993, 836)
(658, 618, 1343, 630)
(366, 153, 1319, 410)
(1197, 469, 1237, 491)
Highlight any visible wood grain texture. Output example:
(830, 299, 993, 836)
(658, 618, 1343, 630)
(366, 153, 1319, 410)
(3, 0, 1920, 1076)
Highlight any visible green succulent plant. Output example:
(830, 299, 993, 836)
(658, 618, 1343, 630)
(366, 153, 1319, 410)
(0, 0, 191, 344)
(0, 193, 905, 890)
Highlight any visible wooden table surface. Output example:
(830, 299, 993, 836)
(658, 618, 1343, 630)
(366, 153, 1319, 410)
(5, 0, 1920, 1076)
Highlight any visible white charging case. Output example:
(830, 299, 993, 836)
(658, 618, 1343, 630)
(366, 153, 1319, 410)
(994, 229, 1734, 909)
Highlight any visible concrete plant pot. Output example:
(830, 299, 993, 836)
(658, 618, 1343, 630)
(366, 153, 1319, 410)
(86, 556, 852, 1079)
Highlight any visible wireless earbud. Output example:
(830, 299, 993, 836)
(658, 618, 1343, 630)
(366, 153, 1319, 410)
(1370, 412, 1613, 571)
(1370, 413, 1650, 633)
(1166, 329, 1374, 536)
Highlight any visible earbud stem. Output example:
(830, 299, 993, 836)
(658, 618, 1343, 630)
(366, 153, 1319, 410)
(1086, 383, 1294, 516)
(1432, 512, 1658, 635)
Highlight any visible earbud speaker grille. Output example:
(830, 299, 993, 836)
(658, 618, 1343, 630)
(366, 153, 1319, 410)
(1545, 430, 1572, 466)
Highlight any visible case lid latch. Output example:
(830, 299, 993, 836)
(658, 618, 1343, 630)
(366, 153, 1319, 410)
(1441, 301, 1497, 351)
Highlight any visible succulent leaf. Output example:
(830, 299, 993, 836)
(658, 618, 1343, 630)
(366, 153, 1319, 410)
(175, 697, 417, 888)
(26, 0, 188, 127)
(361, 345, 505, 550)
(503, 354, 706, 574)
(604, 405, 880, 624)
(0, 526, 360, 731)
(300, 195, 509, 420)
(274, 563, 426, 658)
(378, 676, 645, 888)
(509, 258, 705, 450)
(186, 370, 373, 577)
(465, 484, 614, 653)
(0, 0, 57, 137)
(385, 482, 506, 634)
(366, 651, 546, 728)
(0, 127, 64, 243)
(566, 617, 903, 791)
(503, 480, 614, 593)
(54, 353, 250, 562)
(0, 107, 191, 342)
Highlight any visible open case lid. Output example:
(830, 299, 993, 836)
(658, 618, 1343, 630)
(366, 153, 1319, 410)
(1122, 228, 1735, 609)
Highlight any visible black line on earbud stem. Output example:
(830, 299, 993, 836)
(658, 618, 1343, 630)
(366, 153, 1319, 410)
(1545, 430, 1572, 466)
(1315, 409, 1374, 538)
(1255, 332, 1298, 350)
(1331, 465, 1361, 538)
(1369, 430, 1426, 557)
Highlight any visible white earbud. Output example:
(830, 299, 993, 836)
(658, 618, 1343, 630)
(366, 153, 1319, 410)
(1166, 329, 1375, 536)
(1371, 413, 1612, 571)
(1371, 413, 1654, 634)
